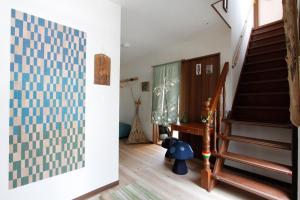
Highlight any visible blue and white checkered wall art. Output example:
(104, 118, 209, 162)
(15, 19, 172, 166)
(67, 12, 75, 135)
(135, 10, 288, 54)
(9, 9, 86, 189)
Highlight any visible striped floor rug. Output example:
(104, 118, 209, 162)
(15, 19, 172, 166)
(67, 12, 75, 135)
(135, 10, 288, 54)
(107, 183, 162, 200)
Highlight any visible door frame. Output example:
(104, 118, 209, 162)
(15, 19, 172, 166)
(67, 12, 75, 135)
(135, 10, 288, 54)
(254, 0, 259, 29)
(152, 53, 221, 145)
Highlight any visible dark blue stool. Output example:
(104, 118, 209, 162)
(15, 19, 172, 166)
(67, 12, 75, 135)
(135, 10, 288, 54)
(162, 137, 178, 158)
(169, 141, 194, 175)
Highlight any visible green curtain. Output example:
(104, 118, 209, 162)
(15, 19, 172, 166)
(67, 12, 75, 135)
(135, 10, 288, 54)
(152, 61, 181, 126)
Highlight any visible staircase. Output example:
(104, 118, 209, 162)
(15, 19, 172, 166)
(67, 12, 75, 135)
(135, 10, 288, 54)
(232, 20, 290, 124)
(211, 20, 293, 200)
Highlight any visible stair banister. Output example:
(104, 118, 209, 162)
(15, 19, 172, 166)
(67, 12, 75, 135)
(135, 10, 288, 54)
(200, 62, 229, 191)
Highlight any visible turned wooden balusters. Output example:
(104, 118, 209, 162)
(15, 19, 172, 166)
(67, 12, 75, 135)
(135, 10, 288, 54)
(200, 62, 229, 191)
(213, 110, 218, 154)
(200, 99, 212, 191)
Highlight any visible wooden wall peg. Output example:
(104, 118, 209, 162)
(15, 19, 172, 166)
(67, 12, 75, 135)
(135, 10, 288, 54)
(94, 54, 111, 85)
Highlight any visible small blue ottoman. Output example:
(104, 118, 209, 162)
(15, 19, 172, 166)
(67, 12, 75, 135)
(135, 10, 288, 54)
(119, 122, 131, 139)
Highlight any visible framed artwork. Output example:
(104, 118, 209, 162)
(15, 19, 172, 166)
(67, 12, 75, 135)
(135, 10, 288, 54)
(206, 64, 214, 75)
(196, 64, 201, 76)
(141, 82, 150, 92)
(223, 0, 228, 12)
(94, 54, 111, 85)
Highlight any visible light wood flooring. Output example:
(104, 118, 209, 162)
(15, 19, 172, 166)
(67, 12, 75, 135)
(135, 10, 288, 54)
(89, 140, 263, 200)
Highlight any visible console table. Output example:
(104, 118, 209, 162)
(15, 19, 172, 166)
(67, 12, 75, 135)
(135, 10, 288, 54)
(170, 122, 213, 137)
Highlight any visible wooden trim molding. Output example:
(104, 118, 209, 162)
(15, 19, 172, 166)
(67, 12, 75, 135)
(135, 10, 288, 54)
(73, 180, 119, 200)
(152, 124, 159, 144)
(182, 53, 221, 63)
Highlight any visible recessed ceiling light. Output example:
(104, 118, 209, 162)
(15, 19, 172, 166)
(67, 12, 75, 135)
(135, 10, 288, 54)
(121, 42, 131, 48)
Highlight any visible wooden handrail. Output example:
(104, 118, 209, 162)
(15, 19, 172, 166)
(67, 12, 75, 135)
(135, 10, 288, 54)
(200, 62, 229, 191)
(211, 0, 231, 29)
(232, 1, 254, 68)
(207, 62, 229, 121)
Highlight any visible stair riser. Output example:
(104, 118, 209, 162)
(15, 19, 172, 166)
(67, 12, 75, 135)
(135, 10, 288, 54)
(244, 60, 287, 72)
(238, 81, 289, 93)
(252, 28, 284, 41)
(250, 35, 285, 48)
(248, 42, 286, 55)
(246, 51, 286, 62)
(253, 22, 284, 35)
(236, 95, 290, 107)
(241, 69, 288, 82)
(232, 109, 290, 124)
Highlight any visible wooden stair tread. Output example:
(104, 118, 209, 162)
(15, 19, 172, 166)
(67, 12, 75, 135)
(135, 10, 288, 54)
(238, 92, 289, 96)
(223, 119, 292, 128)
(247, 48, 286, 57)
(253, 20, 283, 30)
(240, 79, 287, 85)
(213, 168, 291, 200)
(235, 106, 288, 110)
(214, 152, 292, 175)
(219, 134, 291, 150)
(252, 26, 283, 36)
(246, 58, 284, 65)
(248, 39, 286, 49)
(243, 67, 286, 74)
(251, 32, 285, 42)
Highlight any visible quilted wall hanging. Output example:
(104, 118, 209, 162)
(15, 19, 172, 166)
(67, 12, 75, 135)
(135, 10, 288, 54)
(9, 9, 86, 189)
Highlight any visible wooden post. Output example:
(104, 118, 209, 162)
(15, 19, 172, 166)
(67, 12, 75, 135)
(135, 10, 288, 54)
(152, 124, 158, 144)
(222, 84, 226, 120)
(282, 0, 300, 126)
(200, 100, 212, 191)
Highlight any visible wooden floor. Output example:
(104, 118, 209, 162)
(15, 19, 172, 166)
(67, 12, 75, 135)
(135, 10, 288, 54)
(89, 140, 263, 200)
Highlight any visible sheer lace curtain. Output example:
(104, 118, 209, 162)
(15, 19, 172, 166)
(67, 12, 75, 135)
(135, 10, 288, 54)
(152, 61, 181, 126)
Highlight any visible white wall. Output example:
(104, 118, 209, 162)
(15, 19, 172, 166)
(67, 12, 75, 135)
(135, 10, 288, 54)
(228, 0, 254, 104)
(259, 0, 283, 26)
(213, 0, 230, 28)
(208, 0, 254, 114)
(120, 25, 231, 141)
(0, 0, 120, 199)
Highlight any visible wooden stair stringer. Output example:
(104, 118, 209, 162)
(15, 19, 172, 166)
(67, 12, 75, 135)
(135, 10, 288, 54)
(214, 168, 291, 200)
(209, 20, 292, 199)
(209, 122, 231, 191)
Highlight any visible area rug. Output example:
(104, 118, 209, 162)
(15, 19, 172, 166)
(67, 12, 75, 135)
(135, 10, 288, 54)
(107, 183, 162, 200)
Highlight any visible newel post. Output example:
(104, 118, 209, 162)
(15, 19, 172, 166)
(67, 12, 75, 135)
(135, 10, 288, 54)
(200, 100, 212, 191)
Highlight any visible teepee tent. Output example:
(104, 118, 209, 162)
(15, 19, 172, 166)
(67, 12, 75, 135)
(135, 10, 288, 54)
(127, 93, 149, 144)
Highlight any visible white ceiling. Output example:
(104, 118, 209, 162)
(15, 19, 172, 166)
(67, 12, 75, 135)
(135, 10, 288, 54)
(113, 0, 225, 65)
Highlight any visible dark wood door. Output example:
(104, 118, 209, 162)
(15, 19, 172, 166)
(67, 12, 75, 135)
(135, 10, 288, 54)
(179, 53, 220, 158)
